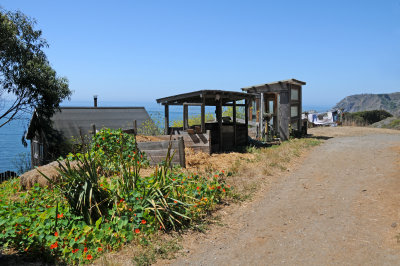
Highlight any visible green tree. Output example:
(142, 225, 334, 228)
(0, 9, 71, 128)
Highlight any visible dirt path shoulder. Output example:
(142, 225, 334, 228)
(161, 127, 400, 265)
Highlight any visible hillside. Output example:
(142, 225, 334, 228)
(333, 92, 400, 116)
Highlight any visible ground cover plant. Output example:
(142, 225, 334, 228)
(0, 129, 229, 264)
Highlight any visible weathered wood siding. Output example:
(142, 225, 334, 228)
(137, 138, 185, 167)
(156, 130, 211, 154)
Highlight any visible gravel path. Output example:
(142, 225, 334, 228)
(167, 128, 400, 265)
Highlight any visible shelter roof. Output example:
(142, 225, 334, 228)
(241, 79, 306, 93)
(156, 90, 255, 106)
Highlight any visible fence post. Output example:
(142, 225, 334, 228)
(133, 120, 137, 135)
(178, 136, 186, 168)
(91, 124, 96, 136)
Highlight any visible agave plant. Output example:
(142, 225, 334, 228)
(37, 152, 112, 225)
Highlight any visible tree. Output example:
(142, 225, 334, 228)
(0, 9, 71, 128)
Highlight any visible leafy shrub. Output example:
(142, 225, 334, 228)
(137, 112, 163, 136)
(91, 128, 148, 173)
(172, 113, 214, 127)
(343, 110, 392, 125)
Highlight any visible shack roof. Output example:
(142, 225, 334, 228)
(241, 79, 306, 93)
(156, 90, 255, 106)
(26, 107, 151, 140)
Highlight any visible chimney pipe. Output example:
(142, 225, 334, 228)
(93, 95, 98, 107)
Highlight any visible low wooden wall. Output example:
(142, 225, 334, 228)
(137, 137, 185, 167)
(156, 130, 211, 154)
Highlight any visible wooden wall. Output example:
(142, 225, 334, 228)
(137, 137, 185, 167)
(156, 130, 211, 154)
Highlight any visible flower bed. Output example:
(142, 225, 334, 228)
(0, 129, 229, 264)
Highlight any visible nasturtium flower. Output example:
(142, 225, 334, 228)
(87, 254, 93, 260)
(135, 228, 140, 234)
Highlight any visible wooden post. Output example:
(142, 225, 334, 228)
(183, 104, 189, 130)
(91, 124, 96, 136)
(217, 100, 223, 152)
(259, 93, 264, 140)
(178, 136, 186, 168)
(133, 120, 137, 135)
(233, 100, 237, 147)
(249, 100, 253, 122)
(201, 97, 205, 133)
(245, 99, 249, 145)
(164, 104, 169, 135)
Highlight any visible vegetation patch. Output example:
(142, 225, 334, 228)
(0, 129, 229, 264)
(343, 110, 392, 126)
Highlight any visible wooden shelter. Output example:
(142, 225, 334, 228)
(156, 90, 254, 153)
(242, 79, 306, 141)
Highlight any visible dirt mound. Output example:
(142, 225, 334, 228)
(185, 148, 255, 173)
(20, 161, 78, 190)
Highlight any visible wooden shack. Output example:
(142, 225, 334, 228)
(156, 90, 254, 153)
(242, 79, 306, 141)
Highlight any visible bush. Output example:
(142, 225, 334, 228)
(172, 113, 214, 127)
(343, 110, 392, 125)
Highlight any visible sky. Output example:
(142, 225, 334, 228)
(1, 0, 400, 109)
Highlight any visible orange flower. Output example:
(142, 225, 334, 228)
(135, 228, 140, 234)
(72, 248, 79, 253)
(214, 174, 218, 178)
(54, 232, 58, 237)
(174, 200, 177, 204)
(87, 254, 93, 260)
(223, 188, 226, 192)
(141, 220, 146, 224)
(57, 213, 63, 218)
(196, 187, 200, 190)
(98, 247, 103, 252)
(84, 247, 88, 252)
(50, 241, 58, 249)
(102, 137, 105, 140)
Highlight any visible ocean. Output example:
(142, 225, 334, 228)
(0, 104, 329, 173)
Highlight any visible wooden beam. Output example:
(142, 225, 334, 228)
(249, 100, 253, 122)
(183, 104, 189, 130)
(245, 99, 249, 146)
(233, 100, 237, 147)
(178, 136, 186, 168)
(217, 100, 222, 152)
(201, 97, 205, 133)
(259, 93, 264, 140)
(223, 103, 246, 107)
(164, 105, 169, 135)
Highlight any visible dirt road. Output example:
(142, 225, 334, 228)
(166, 127, 400, 265)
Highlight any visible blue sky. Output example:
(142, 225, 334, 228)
(1, 0, 400, 108)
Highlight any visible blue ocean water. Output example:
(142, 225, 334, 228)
(0, 104, 330, 173)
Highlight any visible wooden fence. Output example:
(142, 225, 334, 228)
(137, 137, 185, 167)
(0, 171, 17, 183)
(156, 130, 211, 154)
